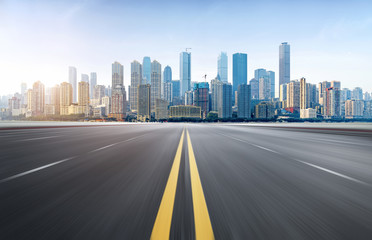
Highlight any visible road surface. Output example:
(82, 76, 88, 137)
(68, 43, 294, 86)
(1, 123, 372, 239)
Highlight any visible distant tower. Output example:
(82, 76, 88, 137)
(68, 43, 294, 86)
(180, 51, 191, 97)
(69, 66, 77, 103)
(151, 60, 162, 112)
(233, 53, 248, 101)
(279, 42, 290, 86)
(143, 57, 151, 84)
(90, 72, 97, 99)
(130, 60, 142, 111)
(217, 52, 228, 83)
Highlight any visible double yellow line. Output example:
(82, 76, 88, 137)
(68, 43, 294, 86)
(151, 129, 214, 240)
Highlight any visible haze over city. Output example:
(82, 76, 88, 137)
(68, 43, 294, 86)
(1, 0, 372, 96)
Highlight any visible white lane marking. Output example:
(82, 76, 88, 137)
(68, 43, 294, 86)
(15, 136, 59, 142)
(90, 143, 117, 153)
(0, 157, 75, 184)
(296, 159, 368, 185)
(218, 132, 280, 154)
(250, 143, 279, 154)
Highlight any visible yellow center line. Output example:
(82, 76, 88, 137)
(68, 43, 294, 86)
(151, 129, 185, 240)
(187, 129, 215, 240)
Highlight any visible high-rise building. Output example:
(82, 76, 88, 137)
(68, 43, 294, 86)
(151, 60, 162, 112)
(233, 53, 247, 101)
(249, 78, 259, 99)
(217, 52, 228, 83)
(218, 82, 232, 118)
(155, 99, 168, 120)
(300, 77, 308, 110)
(110, 86, 127, 120)
(237, 84, 251, 119)
(211, 78, 221, 111)
(137, 84, 151, 121)
(259, 75, 271, 100)
(318, 81, 331, 105)
(130, 60, 142, 112)
(69, 66, 77, 103)
(21, 83, 27, 105)
(142, 57, 151, 84)
(185, 91, 194, 106)
(171, 80, 181, 105)
(27, 89, 33, 112)
(94, 85, 105, 102)
(341, 88, 351, 101)
(31, 81, 45, 116)
(255, 102, 274, 119)
(286, 80, 300, 113)
(163, 66, 172, 83)
(180, 52, 191, 97)
(60, 82, 73, 115)
(51, 85, 60, 115)
(345, 100, 364, 118)
(112, 61, 124, 88)
(279, 84, 287, 108)
(81, 74, 89, 83)
(268, 71, 275, 99)
(193, 82, 209, 119)
(90, 72, 97, 99)
(279, 42, 290, 86)
(352, 87, 363, 100)
(78, 81, 89, 115)
(324, 87, 341, 118)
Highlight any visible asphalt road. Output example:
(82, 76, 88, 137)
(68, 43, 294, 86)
(1, 123, 372, 239)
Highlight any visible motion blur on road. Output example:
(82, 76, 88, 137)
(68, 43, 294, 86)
(1, 123, 372, 239)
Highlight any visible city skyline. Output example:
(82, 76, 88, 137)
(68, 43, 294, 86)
(1, 0, 372, 96)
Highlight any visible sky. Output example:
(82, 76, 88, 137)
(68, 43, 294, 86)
(1, 0, 372, 96)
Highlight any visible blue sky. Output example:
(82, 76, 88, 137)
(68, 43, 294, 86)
(1, 0, 372, 96)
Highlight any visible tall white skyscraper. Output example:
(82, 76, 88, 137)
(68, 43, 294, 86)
(180, 51, 191, 97)
(151, 60, 162, 112)
(69, 66, 77, 103)
(279, 42, 290, 86)
(90, 72, 97, 99)
(217, 52, 228, 83)
(130, 60, 142, 112)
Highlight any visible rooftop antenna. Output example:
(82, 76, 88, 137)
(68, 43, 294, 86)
(203, 74, 207, 82)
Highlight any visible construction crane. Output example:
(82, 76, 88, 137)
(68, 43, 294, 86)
(185, 48, 192, 52)
(202, 74, 207, 82)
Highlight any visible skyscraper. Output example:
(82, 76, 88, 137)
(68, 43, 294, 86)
(193, 82, 209, 119)
(249, 78, 259, 99)
(163, 66, 172, 83)
(69, 66, 77, 103)
(31, 81, 45, 116)
(112, 61, 124, 88)
(259, 76, 271, 100)
(211, 78, 222, 111)
(286, 80, 300, 113)
(233, 53, 247, 101)
(51, 84, 60, 115)
(81, 74, 89, 83)
(78, 81, 89, 115)
(130, 60, 142, 112)
(237, 84, 251, 119)
(180, 51, 191, 97)
(217, 52, 228, 83)
(60, 82, 73, 115)
(218, 82, 232, 118)
(110, 86, 127, 120)
(137, 84, 151, 121)
(142, 57, 151, 84)
(21, 83, 27, 105)
(268, 71, 275, 98)
(324, 87, 341, 118)
(171, 80, 181, 105)
(279, 42, 290, 86)
(151, 60, 162, 112)
(90, 72, 97, 99)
